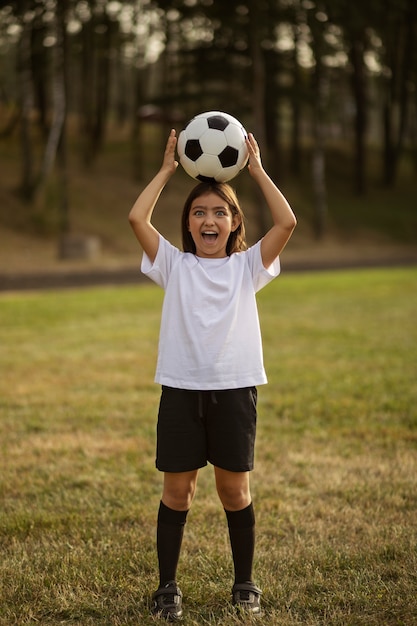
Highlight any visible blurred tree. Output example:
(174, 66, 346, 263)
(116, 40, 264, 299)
(289, 19, 303, 177)
(377, 0, 417, 185)
(38, 0, 69, 234)
(326, 0, 417, 189)
(247, 0, 269, 237)
(15, 0, 35, 201)
(79, 0, 117, 164)
(338, 3, 369, 195)
(307, 2, 328, 239)
(30, 3, 50, 139)
(326, 0, 377, 195)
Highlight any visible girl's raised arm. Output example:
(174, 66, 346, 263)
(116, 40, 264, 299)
(128, 129, 178, 263)
(246, 133, 297, 269)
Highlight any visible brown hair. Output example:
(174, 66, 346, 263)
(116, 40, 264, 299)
(181, 182, 247, 255)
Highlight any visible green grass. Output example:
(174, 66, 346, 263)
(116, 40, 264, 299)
(1, 267, 416, 625)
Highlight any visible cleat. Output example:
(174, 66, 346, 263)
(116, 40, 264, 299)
(151, 580, 183, 621)
(232, 581, 262, 615)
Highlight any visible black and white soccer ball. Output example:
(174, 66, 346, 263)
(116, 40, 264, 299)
(177, 111, 249, 183)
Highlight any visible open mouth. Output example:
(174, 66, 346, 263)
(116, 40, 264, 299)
(201, 231, 218, 242)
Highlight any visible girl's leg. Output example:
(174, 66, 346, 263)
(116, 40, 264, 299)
(162, 469, 199, 511)
(214, 467, 255, 584)
(157, 470, 198, 586)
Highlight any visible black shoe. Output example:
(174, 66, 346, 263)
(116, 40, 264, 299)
(232, 581, 262, 615)
(151, 580, 183, 621)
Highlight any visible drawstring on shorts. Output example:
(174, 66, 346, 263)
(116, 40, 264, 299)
(197, 390, 218, 420)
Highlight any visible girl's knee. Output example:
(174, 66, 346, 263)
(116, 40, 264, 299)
(215, 469, 251, 511)
(163, 490, 193, 511)
(217, 487, 251, 511)
(162, 471, 198, 511)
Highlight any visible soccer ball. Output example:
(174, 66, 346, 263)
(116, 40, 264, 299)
(177, 111, 249, 183)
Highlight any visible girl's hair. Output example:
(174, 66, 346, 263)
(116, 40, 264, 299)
(181, 182, 247, 255)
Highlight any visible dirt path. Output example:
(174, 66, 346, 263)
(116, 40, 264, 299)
(1, 224, 416, 292)
(2, 254, 416, 292)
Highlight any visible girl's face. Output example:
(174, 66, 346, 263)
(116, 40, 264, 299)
(187, 192, 241, 258)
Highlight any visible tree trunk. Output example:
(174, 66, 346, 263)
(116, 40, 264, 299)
(310, 20, 327, 239)
(56, 0, 70, 236)
(80, 11, 95, 165)
(16, 2, 35, 201)
(131, 65, 147, 182)
(290, 25, 302, 176)
(37, 3, 67, 194)
(30, 12, 49, 140)
(386, 0, 416, 184)
(381, 0, 416, 186)
(248, 0, 270, 239)
(382, 97, 396, 186)
(396, 0, 415, 158)
(349, 36, 367, 195)
(264, 48, 281, 183)
(91, 14, 113, 156)
(312, 116, 327, 240)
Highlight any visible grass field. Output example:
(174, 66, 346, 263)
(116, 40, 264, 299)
(1, 267, 416, 625)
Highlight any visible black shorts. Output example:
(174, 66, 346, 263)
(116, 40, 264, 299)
(156, 386, 258, 473)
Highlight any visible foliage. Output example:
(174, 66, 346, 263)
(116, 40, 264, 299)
(0, 0, 416, 238)
(1, 267, 416, 624)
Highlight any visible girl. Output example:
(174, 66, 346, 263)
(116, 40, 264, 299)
(129, 129, 296, 620)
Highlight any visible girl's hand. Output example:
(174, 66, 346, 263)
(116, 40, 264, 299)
(161, 128, 179, 176)
(246, 132, 263, 176)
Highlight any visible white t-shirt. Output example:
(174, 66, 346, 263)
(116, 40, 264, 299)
(141, 235, 280, 390)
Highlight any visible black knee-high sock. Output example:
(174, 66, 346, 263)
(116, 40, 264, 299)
(225, 503, 256, 584)
(157, 501, 189, 587)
